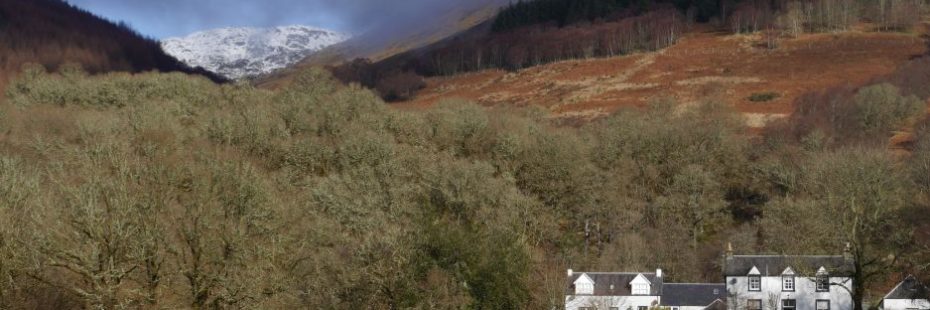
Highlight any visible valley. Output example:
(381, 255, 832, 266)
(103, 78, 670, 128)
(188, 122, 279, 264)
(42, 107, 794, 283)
(3, 0, 930, 308)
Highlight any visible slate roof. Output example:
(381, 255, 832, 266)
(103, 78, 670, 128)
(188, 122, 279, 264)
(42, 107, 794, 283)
(662, 283, 727, 307)
(885, 275, 930, 300)
(723, 255, 855, 277)
(566, 272, 663, 296)
(704, 299, 728, 310)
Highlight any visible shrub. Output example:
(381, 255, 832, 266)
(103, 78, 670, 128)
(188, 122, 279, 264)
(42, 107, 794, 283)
(425, 100, 495, 157)
(375, 71, 425, 102)
(6, 64, 220, 108)
(748, 92, 779, 102)
(0, 156, 38, 208)
(781, 83, 924, 146)
(850, 83, 924, 136)
(877, 55, 930, 100)
(912, 118, 930, 193)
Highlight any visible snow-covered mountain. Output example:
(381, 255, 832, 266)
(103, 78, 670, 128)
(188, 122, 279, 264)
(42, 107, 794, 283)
(161, 25, 349, 79)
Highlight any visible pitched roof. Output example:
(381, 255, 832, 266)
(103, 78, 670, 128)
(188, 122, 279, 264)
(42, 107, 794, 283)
(566, 272, 663, 296)
(884, 275, 930, 300)
(723, 255, 854, 277)
(662, 283, 727, 307)
(704, 299, 728, 310)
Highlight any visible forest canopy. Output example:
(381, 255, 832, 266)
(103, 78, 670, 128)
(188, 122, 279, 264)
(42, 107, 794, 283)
(0, 63, 927, 308)
(491, 0, 729, 32)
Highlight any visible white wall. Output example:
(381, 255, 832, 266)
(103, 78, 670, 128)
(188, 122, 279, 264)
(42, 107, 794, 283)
(882, 299, 930, 310)
(565, 295, 660, 310)
(726, 276, 854, 310)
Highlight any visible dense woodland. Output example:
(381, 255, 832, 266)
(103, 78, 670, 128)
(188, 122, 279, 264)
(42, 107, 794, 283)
(0, 51, 928, 308)
(331, 0, 928, 101)
(0, 0, 929, 309)
(0, 0, 223, 93)
(490, 0, 720, 31)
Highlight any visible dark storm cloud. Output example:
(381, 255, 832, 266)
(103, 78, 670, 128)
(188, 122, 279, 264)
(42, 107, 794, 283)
(65, 0, 502, 38)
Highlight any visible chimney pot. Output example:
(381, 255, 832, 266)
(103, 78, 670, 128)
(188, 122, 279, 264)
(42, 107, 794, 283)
(567, 269, 573, 277)
(656, 268, 663, 278)
(844, 243, 854, 262)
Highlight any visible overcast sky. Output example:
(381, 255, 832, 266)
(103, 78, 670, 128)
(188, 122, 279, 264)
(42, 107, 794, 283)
(66, 0, 488, 39)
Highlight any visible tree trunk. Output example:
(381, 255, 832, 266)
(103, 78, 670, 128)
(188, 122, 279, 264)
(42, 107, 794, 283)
(852, 264, 864, 310)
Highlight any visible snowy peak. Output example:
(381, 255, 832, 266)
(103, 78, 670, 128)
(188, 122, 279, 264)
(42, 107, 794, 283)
(161, 25, 349, 80)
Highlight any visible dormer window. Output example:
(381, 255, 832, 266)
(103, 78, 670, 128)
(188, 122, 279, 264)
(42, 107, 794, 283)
(630, 273, 652, 295)
(782, 267, 796, 292)
(576, 282, 593, 295)
(782, 276, 795, 291)
(816, 267, 830, 292)
(574, 273, 595, 295)
(748, 266, 762, 291)
(749, 275, 761, 291)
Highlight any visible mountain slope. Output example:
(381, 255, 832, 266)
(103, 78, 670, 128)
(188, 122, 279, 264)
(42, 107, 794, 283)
(162, 26, 349, 80)
(0, 0, 223, 87)
(400, 28, 926, 128)
(256, 0, 510, 89)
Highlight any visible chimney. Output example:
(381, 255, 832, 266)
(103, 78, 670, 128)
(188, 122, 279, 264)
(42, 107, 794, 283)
(656, 268, 663, 278)
(844, 243, 854, 263)
(723, 243, 734, 276)
(567, 269, 573, 277)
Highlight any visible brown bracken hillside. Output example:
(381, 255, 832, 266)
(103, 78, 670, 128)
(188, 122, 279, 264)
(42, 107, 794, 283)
(401, 24, 927, 128)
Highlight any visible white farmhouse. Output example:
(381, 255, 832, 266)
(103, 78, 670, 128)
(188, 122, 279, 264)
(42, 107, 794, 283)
(564, 269, 727, 310)
(880, 275, 930, 310)
(565, 269, 663, 310)
(565, 244, 857, 310)
(723, 245, 855, 310)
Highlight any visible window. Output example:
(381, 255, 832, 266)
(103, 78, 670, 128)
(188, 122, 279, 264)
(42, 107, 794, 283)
(817, 274, 830, 292)
(783, 276, 795, 291)
(671, 307, 680, 310)
(817, 300, 830, 310)
(632, 283, 650, 295)
(749, 276, 761, 291)
(748, 299, 763, 310)
(782, 299, 796, 310)
(576, 282, 594, 295)
(638, 306, 648, 310)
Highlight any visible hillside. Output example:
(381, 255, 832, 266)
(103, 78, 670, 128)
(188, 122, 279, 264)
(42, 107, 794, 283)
(256, 0, 509, 89)
(0, 0, 223, 91)
(401, 25, 928, 127)
(255, 0, 927, 131)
